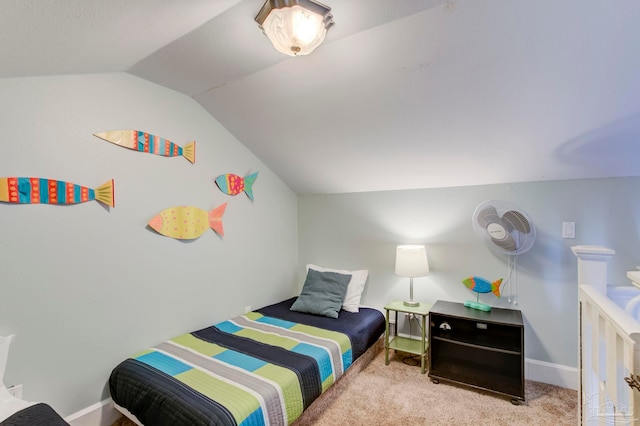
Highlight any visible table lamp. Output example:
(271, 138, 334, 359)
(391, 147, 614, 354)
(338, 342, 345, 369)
(395, 245, 429, 307)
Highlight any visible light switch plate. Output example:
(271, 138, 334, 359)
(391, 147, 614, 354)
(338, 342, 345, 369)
(562, 222, 575, 239)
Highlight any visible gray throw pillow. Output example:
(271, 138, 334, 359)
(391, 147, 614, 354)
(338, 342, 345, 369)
(290, 269, 352, 318)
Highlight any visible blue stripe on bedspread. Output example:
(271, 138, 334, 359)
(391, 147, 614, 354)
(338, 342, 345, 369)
(256, 316, 296, 329)
(213, 350, 268, 371)
(192, 326, 322, 409)
(137, 351, 192, 376)
(290, 343, 332, 382)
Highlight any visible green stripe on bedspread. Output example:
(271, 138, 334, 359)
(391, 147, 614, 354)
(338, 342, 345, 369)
(132, 312, 352, 425)
(238, 313, 352, 391)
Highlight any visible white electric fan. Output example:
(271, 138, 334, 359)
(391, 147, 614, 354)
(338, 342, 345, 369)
(472, 200, 536, 305)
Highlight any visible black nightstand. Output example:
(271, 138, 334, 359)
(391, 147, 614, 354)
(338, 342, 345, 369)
(428, 300, 525, 404)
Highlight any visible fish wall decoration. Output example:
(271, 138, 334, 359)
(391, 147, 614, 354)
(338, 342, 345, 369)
(461, 276, 503, 312)
(0, 177, 115, 207)
(215, 172, 258, 201)
(93, 130, 196, 164)
(148, 203, 227, 240)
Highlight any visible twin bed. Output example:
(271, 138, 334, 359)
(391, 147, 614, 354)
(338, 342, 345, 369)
(109, 294, 385, 425)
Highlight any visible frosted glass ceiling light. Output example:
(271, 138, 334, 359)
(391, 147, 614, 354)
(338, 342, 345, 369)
(256, 0, 334, 56)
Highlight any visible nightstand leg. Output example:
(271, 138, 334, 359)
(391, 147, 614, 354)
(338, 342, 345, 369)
(421, 314, 426, 374)
(384, 309, 390, 365)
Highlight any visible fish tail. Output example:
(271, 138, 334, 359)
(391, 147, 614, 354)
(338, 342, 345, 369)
(208, 202, 227, 236)
(94, 179, 115, 208)
(462, 277, 474, 290)
(182, 141, 196, 164)
(0, 178, 8, 202)
(148, 214, 163, 233)
(93, 131, 109, 142)
(492, 278, 503, 297)
(243, 172, 259, 201)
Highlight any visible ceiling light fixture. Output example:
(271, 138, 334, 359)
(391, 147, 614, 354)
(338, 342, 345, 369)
(255, 0, 334, 56)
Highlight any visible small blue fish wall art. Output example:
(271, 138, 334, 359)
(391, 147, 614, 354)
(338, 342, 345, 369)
(215, 172, 258, 201)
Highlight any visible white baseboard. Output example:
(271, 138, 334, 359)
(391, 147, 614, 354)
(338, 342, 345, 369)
(65, 398, 121, 426)
(526, 358, 578, 390)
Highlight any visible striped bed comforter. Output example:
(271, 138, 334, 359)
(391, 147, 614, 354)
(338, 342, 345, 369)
(109, 298, 385, 426)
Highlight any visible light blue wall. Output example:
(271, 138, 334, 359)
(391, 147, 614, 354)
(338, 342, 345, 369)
(298, 178, 640, 368)
(2, 73, 638, 417)
(0, 73, 299, 416)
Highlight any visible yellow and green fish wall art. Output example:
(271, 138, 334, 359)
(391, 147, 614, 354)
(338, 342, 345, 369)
(148, 203, 227, 240)
(0, 177, 115, 207)
(93, 130, 196, 164)
(215, 172, 258, 201)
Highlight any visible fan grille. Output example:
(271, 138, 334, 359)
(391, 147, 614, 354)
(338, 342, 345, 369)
(502, 210, 531, 234)
(472, 201, 535, 255)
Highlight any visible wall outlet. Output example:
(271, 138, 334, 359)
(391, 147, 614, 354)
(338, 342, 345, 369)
(244, 306, 252, 313)
(7, 384, 22, 399)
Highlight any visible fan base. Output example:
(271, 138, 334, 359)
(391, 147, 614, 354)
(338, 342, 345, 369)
(403, 300, 420, 307)
(464, 300, 492, 312)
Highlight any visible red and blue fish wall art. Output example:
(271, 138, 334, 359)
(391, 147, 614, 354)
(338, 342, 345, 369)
(93, 130, 196, 164)
(148, 203, 227, 240)
(215, 172, 258, 201)
(0, 177, 115, 207)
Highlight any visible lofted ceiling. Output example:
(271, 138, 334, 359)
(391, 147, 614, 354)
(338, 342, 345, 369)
(3, 0, 640, 194)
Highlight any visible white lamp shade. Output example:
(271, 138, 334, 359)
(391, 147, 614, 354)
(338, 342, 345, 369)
(395, 245, 429, 278)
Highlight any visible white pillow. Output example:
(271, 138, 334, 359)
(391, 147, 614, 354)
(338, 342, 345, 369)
(306, 264, 368, 313)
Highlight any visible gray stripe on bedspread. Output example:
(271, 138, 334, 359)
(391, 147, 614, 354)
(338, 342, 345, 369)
(232, 316, 345, 377)
(155, 341, 286, 426)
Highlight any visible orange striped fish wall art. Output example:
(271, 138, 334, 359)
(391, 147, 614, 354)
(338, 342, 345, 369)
(0, 177, 114, 207)
(148, 203, 227, 240)
(93, 130, 196, 164)
(215, 172, 258, 201)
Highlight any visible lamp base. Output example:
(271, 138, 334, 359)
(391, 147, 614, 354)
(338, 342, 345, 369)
(403, 300, 420, 307)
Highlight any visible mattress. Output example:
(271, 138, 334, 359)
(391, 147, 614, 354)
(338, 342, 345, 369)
(110, 297, 385, 426)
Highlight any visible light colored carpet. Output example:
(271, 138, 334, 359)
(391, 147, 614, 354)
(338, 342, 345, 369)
(112, 345, 578, 426)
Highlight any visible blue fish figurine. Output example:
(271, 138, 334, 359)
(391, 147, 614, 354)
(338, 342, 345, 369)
(462, 276, 503, 297)
(462, 276, 503, 312)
